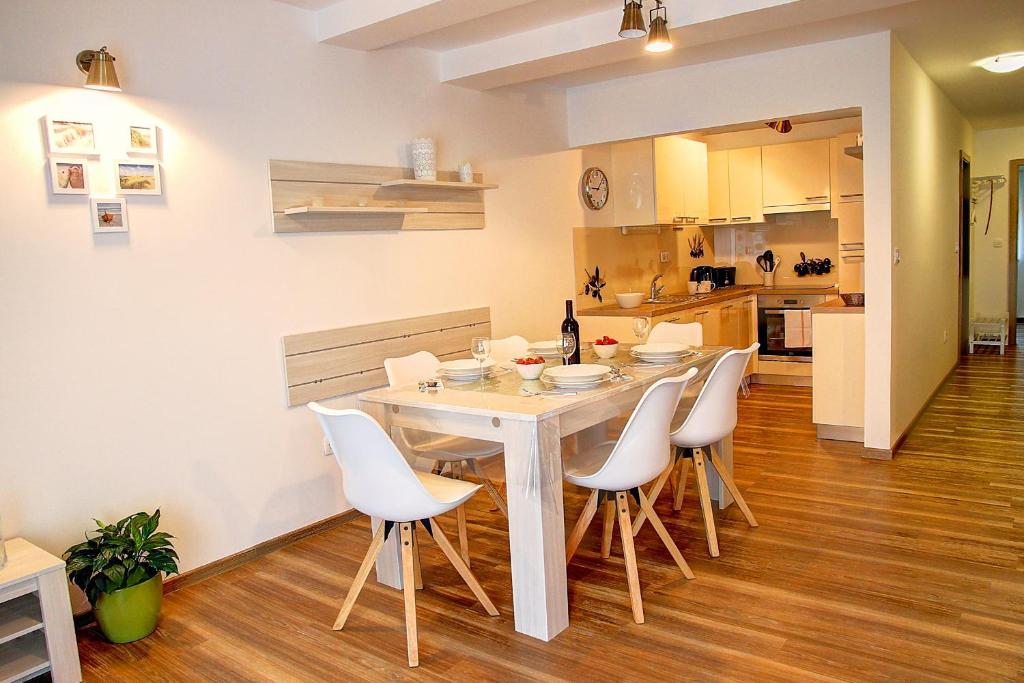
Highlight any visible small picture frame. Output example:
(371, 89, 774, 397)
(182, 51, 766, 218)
(128, 123, 158, 154)
(46, 117, 97, 155)
(91, 197, 129, 233)
(114, 159, 162, 195)
(49, 158, 90, 194)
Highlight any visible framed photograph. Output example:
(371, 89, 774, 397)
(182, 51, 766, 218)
(128, 123, 158, 154)
(46, 117, 97, 155)
(49, 158, 90, 195)
(114, 160, 162, 195)
(91, 198, 129, 233)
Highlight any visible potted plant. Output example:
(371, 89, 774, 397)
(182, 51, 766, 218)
(64, 510, 179, 643)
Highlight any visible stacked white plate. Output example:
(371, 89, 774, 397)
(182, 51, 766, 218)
(541, 363, 611, 389)
(438, 358, 498, 381)
(528, 340, 563, 359)
(630, 342, 692, 364)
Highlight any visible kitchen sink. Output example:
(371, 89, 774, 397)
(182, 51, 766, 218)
(646, 293, 710, 305)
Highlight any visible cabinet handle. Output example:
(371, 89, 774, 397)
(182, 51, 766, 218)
(839, 193, 863, 198)
(731, 216, 751, 221)
(806, 195, 828, 200)
(664, 317, 680, 323)
(673, 216, 697, 224)
(695, 311, 708, 317)
(708, 217, 728, 223)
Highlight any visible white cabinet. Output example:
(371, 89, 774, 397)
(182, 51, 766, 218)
(812, 310, 865, 441)
(835, 190, 864, 294)
(762, 139, 831, 213)
(609, 136, 708, 227)
(704, 147, 763, 226)
(830, 132, 863, 206)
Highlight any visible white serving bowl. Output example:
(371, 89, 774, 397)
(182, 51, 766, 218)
(515, 362, 545, 380)
(615, 292, 645, 309)
(593, 342, 619, 359)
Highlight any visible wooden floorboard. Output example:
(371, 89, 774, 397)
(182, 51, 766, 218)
(77, 334, 1024, 681)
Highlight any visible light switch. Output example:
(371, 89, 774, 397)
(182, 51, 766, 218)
(893, 248, 901, 265)
(993, 239, 1004, 248)
(659, 251, 670, 263)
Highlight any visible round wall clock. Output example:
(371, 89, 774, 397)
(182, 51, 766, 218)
(580, 167, 609, 210)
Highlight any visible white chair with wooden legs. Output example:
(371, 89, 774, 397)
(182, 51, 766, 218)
(309, 403, 499, 668)
(648, 321, 703, 346)
(632, 344, 760, 557)
(488, 335, 529, 363)
(564, 368, 698, 624)
(384, 351, 507, 566)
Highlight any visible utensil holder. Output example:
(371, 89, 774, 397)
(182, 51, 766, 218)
(763, 271, 775, 288)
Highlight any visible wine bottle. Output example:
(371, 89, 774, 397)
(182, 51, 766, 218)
(561, 299, 581, 365)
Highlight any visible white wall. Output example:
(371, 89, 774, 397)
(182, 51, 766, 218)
(566, 32, 895, 449)
(0, 0, 580, 580)
(970, 126, 1024, 319)
(888, 38, 973, 443)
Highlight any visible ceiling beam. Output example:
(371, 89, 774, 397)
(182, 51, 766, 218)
(316, 0, 538, 51)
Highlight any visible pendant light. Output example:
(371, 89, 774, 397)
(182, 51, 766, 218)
(645, 1, 672, 53)
(76, 46, 121, 92)
(619, 1, 646, 39)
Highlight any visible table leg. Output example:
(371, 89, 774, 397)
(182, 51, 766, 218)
(502, 416, 569, 641)
(707, 433, 735, 510)
(360, 401, 404, 589)
(37, 569, 82, 683)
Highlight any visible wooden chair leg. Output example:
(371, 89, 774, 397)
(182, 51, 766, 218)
(707, 449, 758, 527)
(601, 499, 616, 558)
(399, 523, 419, 667)
(565, 490, 599, 563)
(615, 492, 644, 624)
(692, 448, 720, 557)
(636, 490, 695, 579)
(412, 527, 424, 590)
(469, 459, 508, 519)
(426, 518, 499, 616)
(333, 524, 387, 630)
(632, 460, 673, 537)
(673, 456, 691, 511)
(452, 461, 471, 567)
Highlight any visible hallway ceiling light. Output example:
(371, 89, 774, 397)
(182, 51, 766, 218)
(76, 46, 121, 91)
(645, 1, 672, 53)
(619, 1, 646, 39)
(979, 52, 1024, 73)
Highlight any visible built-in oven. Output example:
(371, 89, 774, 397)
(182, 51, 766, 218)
(756, 294, 827, 361)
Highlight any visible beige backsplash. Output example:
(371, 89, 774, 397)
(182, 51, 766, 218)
(572, 225, 716, 310)
(715, 212, 839, 287)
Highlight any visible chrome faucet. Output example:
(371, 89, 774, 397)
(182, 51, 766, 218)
(649, 274, 665, 302)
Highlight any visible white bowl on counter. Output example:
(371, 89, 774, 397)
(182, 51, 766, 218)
(514, 361, 546, 380)
(615, 292, 645, 309)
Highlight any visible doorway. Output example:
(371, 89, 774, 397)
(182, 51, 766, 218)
(1008, 159, 1023, 346)
(958, 152, 971, 355)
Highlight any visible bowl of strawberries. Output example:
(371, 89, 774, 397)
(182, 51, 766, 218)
(513, 356, 547, 380)
(593, 335, 619, 359)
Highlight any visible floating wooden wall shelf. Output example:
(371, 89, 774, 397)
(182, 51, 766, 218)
(269, 159, 494, 233)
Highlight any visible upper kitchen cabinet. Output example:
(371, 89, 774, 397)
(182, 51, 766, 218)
(705, 147, 764, 226)
(609, 136, 708, 227)
(654, 136, 708, 225)
(830, 132, 864, 209)
(761, 139, 830, 213)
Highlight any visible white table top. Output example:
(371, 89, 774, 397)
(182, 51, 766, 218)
(0, 538, 64, 589)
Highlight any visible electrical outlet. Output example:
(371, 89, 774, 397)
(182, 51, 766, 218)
(322, 437, 333, 457)
(993, 239, 1004, 248)
(659, 251, 670, 263)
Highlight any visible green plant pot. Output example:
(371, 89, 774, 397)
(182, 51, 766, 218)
(94, 574, 163, 643)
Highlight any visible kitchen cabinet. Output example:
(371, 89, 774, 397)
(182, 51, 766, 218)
(609, 136, 708, 227)
(835, 200, 864, 293)
(812, 309, 865, 441)
(704, 147, 764, 226)
(762, 139, 830, 213)
(829, 132, 864, 208)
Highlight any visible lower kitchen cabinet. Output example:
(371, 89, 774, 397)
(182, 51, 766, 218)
(812, 308, 865, 442)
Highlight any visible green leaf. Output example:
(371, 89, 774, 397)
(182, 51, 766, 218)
(103, 564, 127, 589)
(126, 566, 152, 587)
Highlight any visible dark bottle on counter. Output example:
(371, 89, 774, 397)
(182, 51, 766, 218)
(561, 299, 581, 365)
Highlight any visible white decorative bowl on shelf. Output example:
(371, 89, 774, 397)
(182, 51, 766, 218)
(593, 342, 619, 359)
(410, 138, 436, 181)
(615, 292, 645, 309)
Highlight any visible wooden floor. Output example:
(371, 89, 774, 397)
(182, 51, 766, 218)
(77, 338, 1024, 682)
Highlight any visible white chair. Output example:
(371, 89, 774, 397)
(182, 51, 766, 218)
(563, 367, 698, 624)
(632, 344, 760, 557)
(383, 351, 507, 567)
(309, 403, 499, 668)
(488, 335, 529, 363)
(648, 321, 703, 346)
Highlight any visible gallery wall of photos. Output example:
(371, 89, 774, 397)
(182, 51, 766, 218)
(44, 117, 163, 234)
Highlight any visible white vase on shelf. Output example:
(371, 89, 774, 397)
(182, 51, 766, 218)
(411, 138, 437, 181)
(458, 162, 473, 183)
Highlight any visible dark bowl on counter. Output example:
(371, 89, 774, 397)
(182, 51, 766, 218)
(840, 293, 865, 307)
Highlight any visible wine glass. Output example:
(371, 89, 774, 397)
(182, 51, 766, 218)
(471, 336, 491, 383)
(556, 332, 576, 366)
(632, 316, 650, 344)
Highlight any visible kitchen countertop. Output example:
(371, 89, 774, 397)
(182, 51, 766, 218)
(811, 298, 863, 315)
(579, 284, 838, 317)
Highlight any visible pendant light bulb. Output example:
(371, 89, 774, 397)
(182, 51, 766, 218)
(619, 0, 647, 39)
(645, 1, 672, 52)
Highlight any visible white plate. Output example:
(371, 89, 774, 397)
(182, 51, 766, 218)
(543, 374, 611, 386)
(632, 342, 688, 354)
(541, 375, 607, 390)
(529, 340, 559, 351)
(543, 364, 610, 382)
(439, 359, 497, 375)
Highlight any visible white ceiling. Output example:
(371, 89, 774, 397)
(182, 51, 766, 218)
(273, 0, 1024, 129)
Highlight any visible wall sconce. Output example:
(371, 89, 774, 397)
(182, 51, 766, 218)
(76, 46, 121, 92)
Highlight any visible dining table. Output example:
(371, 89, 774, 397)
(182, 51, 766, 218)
(357, 344, 734, 642)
